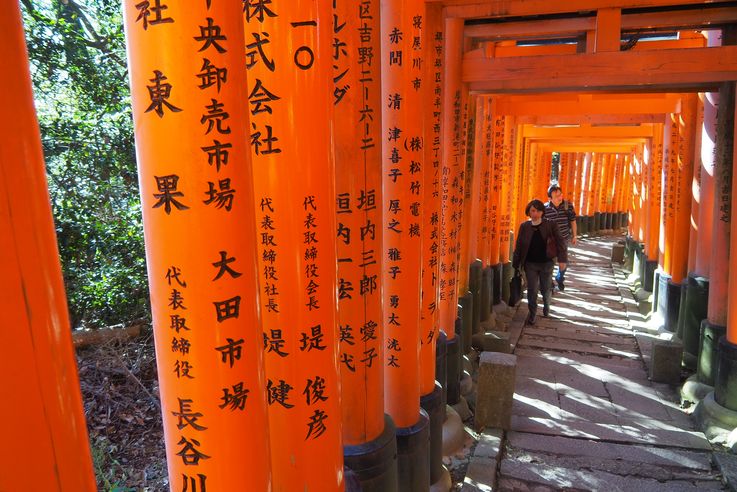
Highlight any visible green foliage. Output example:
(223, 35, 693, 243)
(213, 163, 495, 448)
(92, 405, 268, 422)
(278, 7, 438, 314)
(22, 0, 149, 328)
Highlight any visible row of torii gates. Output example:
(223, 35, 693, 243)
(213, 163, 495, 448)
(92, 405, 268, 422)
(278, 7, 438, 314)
(4, 0, 737, 491)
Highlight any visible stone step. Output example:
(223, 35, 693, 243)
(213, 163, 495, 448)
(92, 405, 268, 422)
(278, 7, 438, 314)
(499, 458, 724, 491)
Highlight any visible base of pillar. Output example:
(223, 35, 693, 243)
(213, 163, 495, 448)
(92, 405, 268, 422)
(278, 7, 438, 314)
(592, 212, 601, 233)
(480, 267, 492, 323)
(715, 337, 737, 411)
(681, 373, 714, 406)
(580, 216, 589, 235)
(491, 263, 502, 306)
(470, 260, 483, 338)
(501, 262, 513, 304)
(612, 212, 621, 230)
(429, 466, 452, 492)
(663, 280, 682, 333)
(446, 334, 461, 405)
(435, 330, 448, 397)
(459, 293, 473, 354)
(675, 280, 689, 340)
(681, 274, 709, 370)
(421, 383, 445, 485)
(644, 260, 658, 292)
(698, 320, 725, 387)
(344, 414, 399, 492)
(694, 391, 737, 444)
(442, 404, 466, 456)
(397, 410, 430, 492)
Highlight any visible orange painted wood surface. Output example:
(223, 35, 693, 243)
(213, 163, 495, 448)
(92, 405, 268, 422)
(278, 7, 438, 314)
(125, 2, 274, 490)
(244, 1, 344, 489)
(381, 0, 426, 429)
(333, 0, 385, 446)
(1, 6, 96, 490)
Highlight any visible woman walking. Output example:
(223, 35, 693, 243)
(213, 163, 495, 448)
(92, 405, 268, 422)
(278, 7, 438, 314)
(512, 199, 568, 325)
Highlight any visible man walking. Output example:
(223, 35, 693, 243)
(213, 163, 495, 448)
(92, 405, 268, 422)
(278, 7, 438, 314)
(544, 184, 577, 291)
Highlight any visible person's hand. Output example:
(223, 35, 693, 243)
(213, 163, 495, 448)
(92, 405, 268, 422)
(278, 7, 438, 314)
(559, 262, 567, 271)
(571, 237, 578, 245)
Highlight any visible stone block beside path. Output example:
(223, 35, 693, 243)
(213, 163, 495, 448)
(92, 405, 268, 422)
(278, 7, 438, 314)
(475, 352, 516, 430)
(649, 339, 683, 385)
(472, 331, 511, 353)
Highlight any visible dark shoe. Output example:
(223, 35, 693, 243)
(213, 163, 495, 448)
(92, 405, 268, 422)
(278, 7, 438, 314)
(557, 279, 565, 291)
(525, 312, 537, 325)
(543, 304, 550, 317)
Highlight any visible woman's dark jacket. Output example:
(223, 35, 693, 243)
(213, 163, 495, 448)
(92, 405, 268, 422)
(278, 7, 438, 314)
(512, 218, 568, 269)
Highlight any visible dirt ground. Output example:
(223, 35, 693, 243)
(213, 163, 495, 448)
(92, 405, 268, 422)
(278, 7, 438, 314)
(77, 331, 168, 491)
(77, 331, 471, 491)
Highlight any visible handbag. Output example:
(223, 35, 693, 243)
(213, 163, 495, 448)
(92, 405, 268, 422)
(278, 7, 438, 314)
(546, 233, 558, 259)
(508, 270, 522, 307)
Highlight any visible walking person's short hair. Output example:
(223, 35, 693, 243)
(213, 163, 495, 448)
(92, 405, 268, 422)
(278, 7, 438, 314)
(525, 199, 545, 216)
(547, 184, 562, 198)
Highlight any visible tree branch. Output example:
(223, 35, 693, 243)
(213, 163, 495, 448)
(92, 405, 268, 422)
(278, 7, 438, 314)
(60, 0, 127, 70)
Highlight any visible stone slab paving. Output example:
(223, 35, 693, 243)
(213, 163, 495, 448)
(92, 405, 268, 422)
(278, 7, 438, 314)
(465, 235, 727, 491)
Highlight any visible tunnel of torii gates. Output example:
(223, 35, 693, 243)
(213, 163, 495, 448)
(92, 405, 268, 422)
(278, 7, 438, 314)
(5, 0, 737, 491)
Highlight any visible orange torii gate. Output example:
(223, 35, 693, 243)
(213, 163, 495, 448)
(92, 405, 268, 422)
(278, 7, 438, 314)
(9, 1, 737, 490)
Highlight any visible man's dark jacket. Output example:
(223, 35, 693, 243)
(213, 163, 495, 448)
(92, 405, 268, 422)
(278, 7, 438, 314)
(512, 218, 568, 269)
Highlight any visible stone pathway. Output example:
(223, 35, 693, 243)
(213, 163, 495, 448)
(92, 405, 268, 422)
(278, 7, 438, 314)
(467, 235, 727, 491)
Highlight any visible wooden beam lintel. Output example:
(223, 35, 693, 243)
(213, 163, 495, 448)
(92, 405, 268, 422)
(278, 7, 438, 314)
(463, 45, 737, 93)
(439, 0, 720, 20)
(464, 6, 737, 41)
(514, 113, 668, 125)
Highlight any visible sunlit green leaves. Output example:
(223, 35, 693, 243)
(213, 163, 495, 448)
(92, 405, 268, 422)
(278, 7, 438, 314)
(22, 0, 148, 328)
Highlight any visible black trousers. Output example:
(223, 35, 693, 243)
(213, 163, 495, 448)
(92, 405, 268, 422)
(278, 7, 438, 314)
(525, 261, 553, 315)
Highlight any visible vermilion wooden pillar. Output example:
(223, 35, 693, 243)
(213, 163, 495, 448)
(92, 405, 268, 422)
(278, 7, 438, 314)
(705, 78, 736, 357)
(687, 96, 705, 275)
(511, 124, 526, 230)
(420, 5, 447, 486)
(558, 152, 570, 194)
(663, 115, 680, 276)
(333, 0, 398, 488)
(570, 153, 583, 234)
(659, 120, 671, 270)
(690, 82, 721, 381)
(630, 154, 643, 240)
(333, 0, 385, 448)
(381, 0, 430, 489)
(439, 17, 465, 343)
(125, 2, 274, 489)
(244, 2, 343, 489)
(671, 95, 697, 285)
(0, 5, 96, 490)
(488, 112, 505, 269)
(714, 81, 737, 410)
(527, 142, 539, 202)
(476, 98, 493, 267)
(679, 90, 713, 369)
(587, 154, 598, 222)
(592, 153, 604, 231)
(696, 93, 717, 278)
(647, 126, 665, 265)
(643, 140, 655, 258)
(613, 153, 623, 228)
(714, 82, 737, 406)
(605, 154, 617, 231)
(577, 152, 591, 232)
(421, 4, 443, 396)
(499, 116, 515, 266)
